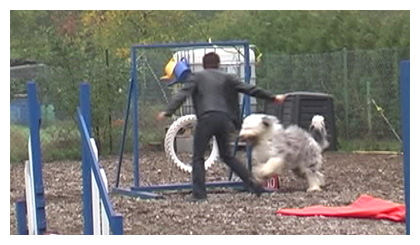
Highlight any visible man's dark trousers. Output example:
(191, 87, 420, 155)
(191, 111, 259, 199)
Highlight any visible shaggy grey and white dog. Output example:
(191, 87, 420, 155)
(309, 115, 329, 151)
(239, 114, 328, 192)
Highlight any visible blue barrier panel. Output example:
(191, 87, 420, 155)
(26, 82, 47, 234)
(15, 82, 47, 235)
(400, 60, 410, 235)
(80, 83, 93, 235)
(78, 83, 124, 235)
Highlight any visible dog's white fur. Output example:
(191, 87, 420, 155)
(239, 114, 327, 192)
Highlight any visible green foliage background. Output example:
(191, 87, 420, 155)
(10, 10, 410, 162)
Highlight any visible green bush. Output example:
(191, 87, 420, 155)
(41, 121, 81, 162)
(10, 121, 81, 163)
(10, 125, 29, 163)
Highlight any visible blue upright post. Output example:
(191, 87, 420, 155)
(228, 42, 252, 180)
(243, 44, 251, 109)
(80, 82, 93, 235)
(115, 78, 134, 188)
(27, 82, 47, 234)
(131, 47, 140, 187)
(243, 44, 253, 171)
(400, 60, 410, 235)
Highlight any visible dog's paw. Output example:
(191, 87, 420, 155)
(316, 172, 326, 187)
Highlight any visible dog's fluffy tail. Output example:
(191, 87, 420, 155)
(309, 115, 329, 151)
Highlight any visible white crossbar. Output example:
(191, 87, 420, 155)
(90, 138, 110, 235)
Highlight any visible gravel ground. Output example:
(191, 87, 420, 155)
(10, 151, 406, 235)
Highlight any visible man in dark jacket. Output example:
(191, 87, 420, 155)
(157, 52, 286, 202)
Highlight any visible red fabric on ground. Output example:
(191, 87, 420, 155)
(276, 194, 405, 222)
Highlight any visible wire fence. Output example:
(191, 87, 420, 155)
(10, 47, 409, 162)
(257, 47, 409, 149)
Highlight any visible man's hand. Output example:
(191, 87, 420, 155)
(274, 94, 287, 104)
(156, 111, 167, 121)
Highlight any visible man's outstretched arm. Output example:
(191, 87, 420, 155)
(157, 81, 196, 120)
(228, 74, 287, 104)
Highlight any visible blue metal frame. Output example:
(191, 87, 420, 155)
(131, 40, 253, 49)
(78, 83, 124, 235)
(115, 40, 253, 198)
(400, 60, 410, 235)
(131, 49, 140, 188)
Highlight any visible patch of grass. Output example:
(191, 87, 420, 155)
(338, 138, 402, 152)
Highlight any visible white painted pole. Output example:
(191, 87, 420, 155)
(100, 168, 110, 235)
(25, 138, 38, 235)
(90, 138, 101, 235)
(92, 173, 100, 234)
(90, 138, 111, 235)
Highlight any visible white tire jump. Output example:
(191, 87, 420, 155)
(164, 114, 219, 173)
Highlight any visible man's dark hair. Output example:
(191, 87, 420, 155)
(203, 52, 220, 69)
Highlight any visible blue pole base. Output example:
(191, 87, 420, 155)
(131, 181, 245, 193)
(15, 199, 28, 235)
(112, 188, 165, 199)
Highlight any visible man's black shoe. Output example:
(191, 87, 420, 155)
(250, 186, 265, 197)
(249, 178, 266, 197)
